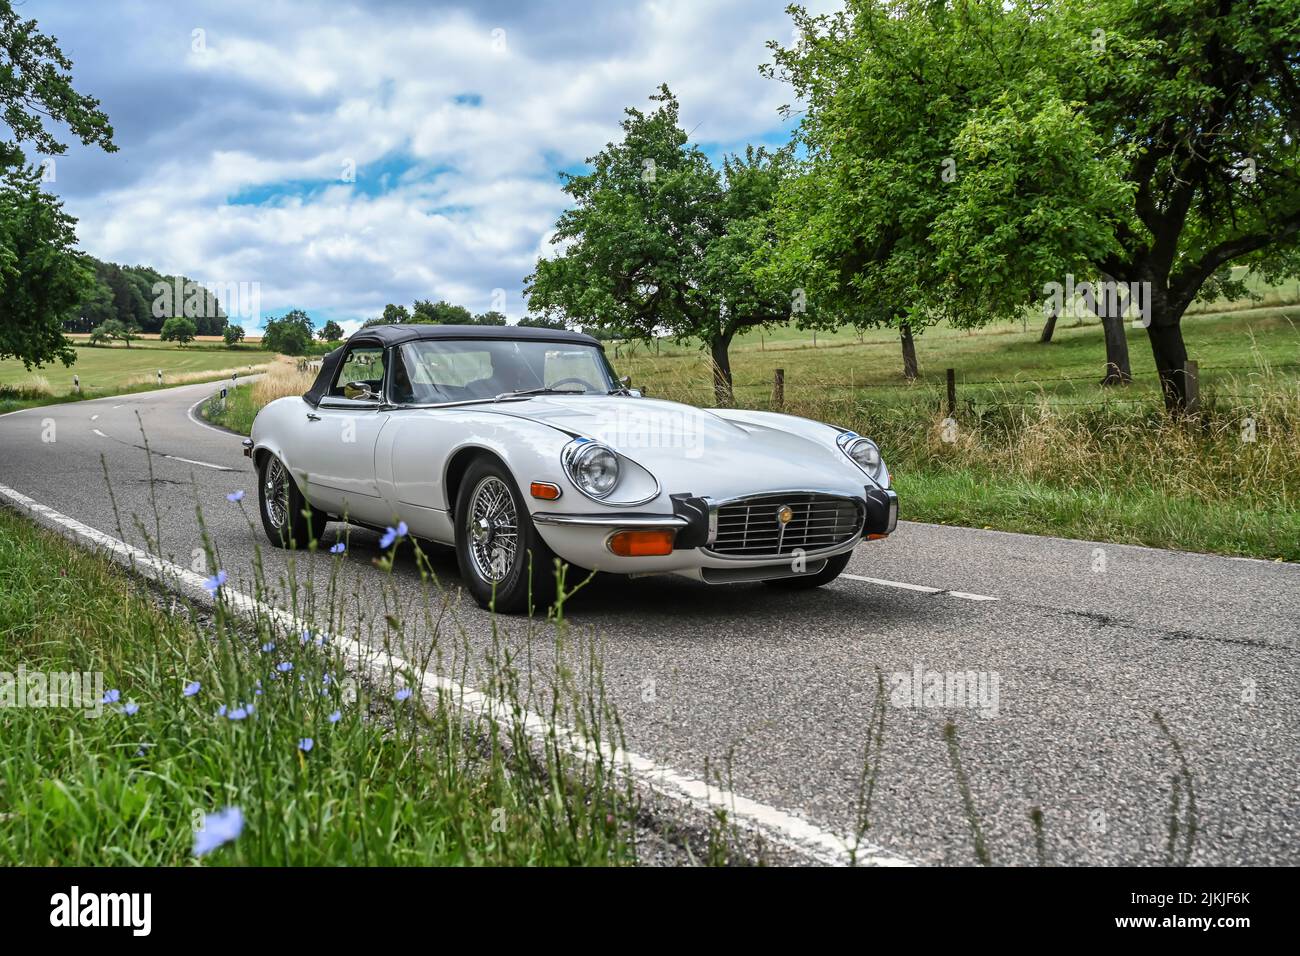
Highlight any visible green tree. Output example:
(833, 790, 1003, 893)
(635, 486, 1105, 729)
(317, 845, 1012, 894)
(262, 309, 314, 355)
(527, 86, 799, 403)
(472, 310, 508, 326)
(380, 303, 410, 324)
(0, 2, 115, 368)
(0, 0, 116, 173)
(223, 324, 245, 346)
(0, 172, 89, 369)
(517, 316, 569, 330)
(160, 316, 197, 346)
(318, 319, 344, 341)
(769, 0, 1300, 410)
(412, 299, 473, 325)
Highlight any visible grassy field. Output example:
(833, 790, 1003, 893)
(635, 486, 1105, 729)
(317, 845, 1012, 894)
(0, 504, 650, 865)
(605, 303, 1300, 563)
(0, 341, 272, 415)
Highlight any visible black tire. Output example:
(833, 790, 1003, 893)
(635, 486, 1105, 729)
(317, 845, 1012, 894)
(763, 551, 852, 589)
(258, 453, 326, 548)
(454, 457, 558, 614)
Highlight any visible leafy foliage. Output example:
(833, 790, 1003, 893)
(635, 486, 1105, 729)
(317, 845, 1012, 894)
(261, 309, 315, 356)
(160, 316, 197, 346)
(527, 85, 798, 401)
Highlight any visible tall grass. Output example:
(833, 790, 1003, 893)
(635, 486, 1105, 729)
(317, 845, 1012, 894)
(0, 464, 646, 864)
(202, 359, 315, 434)
(643, 357, 1300, 560)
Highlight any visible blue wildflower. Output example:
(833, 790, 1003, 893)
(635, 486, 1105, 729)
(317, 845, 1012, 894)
(260, 641, 275, 653)
(277, 662, 293, 673)
(183, 681, 201, 698)
(193, 807, 244, 857)
(298, 737, 314, 753)
(394, 688, 412, 703)
(226, 490, 245, 503)
(102, 689, 121, 704)
(120, 702, 140, 716)
(378, 521, 408, 549)
(328, 710, 341, 724)
(202, 570, 228, 596)
(329, 542, 345, 554)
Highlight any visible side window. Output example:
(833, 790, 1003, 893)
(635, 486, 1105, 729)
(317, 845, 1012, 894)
(329, 346, 385, 398)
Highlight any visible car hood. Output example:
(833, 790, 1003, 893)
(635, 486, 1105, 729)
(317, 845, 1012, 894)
(485, 395, 867, 497)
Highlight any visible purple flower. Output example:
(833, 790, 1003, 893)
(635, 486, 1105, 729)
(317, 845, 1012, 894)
(217, 704, 228, 717)
(227, 707, 248, 721)
(328, 710, 341, 724)
(202, 570, 228, 596)
(329, 542, 345, 554)
(277, 661, 293, 673)
(102, 689, 121, 704)
(298, 737, 314, 753)
(226, 490, 245, 503)
(183, 681, 201, 698)
(394, 688, 412, 703)
(193, 806, 244, 857)
(260, 641, 275, 653)
(378, 521, 408, 549)
(120, 702, 140, 716)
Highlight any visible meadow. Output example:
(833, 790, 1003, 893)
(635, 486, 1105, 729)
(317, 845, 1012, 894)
(0, 340, 271, 414)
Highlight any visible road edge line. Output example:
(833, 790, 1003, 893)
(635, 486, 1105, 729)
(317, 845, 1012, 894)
(0, 481, 915, 868)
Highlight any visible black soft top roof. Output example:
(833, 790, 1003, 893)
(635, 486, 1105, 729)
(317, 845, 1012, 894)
(303, 323, 603, 406)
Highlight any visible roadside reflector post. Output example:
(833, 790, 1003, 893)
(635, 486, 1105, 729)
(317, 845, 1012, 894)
(73, 374, 81, 395)
(157, 369, 163, 386)
(946, 368, 956, 417)
(773, 368, 785, 409)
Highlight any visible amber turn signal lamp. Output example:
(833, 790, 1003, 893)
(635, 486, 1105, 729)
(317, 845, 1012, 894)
(530, 481, 562, 500)
(866, 533, 889, 540)
(607, 529, 675, 557)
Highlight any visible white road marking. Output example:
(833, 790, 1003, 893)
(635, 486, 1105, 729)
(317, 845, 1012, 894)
(0, 482, 914, 867)
(163, 454, 236, 472)
(91, 414, 99, 421)
(92, 428, 108, 438)
(842, 573, 996, 602)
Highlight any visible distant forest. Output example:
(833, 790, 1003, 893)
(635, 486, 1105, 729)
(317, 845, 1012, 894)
(61, 256, 227, 335)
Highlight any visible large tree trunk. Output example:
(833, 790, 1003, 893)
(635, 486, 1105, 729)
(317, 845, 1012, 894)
(1146, 319, 1189, 413)
(709, 331, 734, 406)
(1098, 312, 1131, 385)
(1039, 308, 1059, 344)
(899, 322, 919, 380)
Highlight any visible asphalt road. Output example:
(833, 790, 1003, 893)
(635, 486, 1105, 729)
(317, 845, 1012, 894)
(2, 380, 1297, 865)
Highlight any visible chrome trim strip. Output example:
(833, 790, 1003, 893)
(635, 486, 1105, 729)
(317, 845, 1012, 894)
(531, 513, 687, 529)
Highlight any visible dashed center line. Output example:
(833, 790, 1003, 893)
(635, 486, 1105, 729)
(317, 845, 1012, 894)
(91, 425, 235, 472)
(841, 573, 997, 602)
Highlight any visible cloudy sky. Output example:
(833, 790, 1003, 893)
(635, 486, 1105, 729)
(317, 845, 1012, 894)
(30, 0, 830, 333)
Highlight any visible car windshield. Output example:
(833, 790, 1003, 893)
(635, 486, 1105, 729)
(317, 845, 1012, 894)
(390, 338, 617, 405)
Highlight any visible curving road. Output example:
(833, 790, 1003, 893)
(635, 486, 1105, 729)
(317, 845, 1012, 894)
(2, 380, 1297, 865)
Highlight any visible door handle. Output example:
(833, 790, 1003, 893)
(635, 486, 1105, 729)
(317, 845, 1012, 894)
(306, 413, 321, 421)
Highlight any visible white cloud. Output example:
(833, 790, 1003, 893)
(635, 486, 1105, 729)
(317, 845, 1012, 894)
(35, 0, 825, 330)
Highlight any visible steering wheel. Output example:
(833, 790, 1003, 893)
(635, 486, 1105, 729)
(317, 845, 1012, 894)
(548, 376, 598, 393)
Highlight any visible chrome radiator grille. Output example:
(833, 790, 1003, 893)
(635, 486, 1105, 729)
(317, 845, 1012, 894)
(706, 493, 863, 558)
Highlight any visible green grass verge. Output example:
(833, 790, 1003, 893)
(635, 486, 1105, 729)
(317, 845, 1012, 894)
(897, 469, 1300, 562)
(0, 506, 638, 865)
(199, 383, 260, 435)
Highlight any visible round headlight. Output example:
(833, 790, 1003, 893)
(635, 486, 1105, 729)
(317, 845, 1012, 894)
(847, 437, 881, 472)
(569, 442, 619, 498)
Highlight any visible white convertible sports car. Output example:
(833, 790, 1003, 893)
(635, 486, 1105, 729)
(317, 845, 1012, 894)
(245, 324, 897, 613)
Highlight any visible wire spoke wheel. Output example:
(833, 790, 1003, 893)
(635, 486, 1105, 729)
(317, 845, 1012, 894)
(263, 458, 290, 530)
(467, 476, 518, 584)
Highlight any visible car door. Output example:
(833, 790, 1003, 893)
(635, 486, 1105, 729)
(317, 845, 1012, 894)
(297, 341, 392, 524)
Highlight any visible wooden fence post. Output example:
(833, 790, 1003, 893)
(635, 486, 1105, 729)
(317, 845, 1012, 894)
(773, 368, 785, 409)
(946, 368, 956, 417)
(1184, 360, 1200, 417)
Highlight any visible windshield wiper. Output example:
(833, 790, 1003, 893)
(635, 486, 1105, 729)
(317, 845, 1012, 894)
(492, 386, 585, 402)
